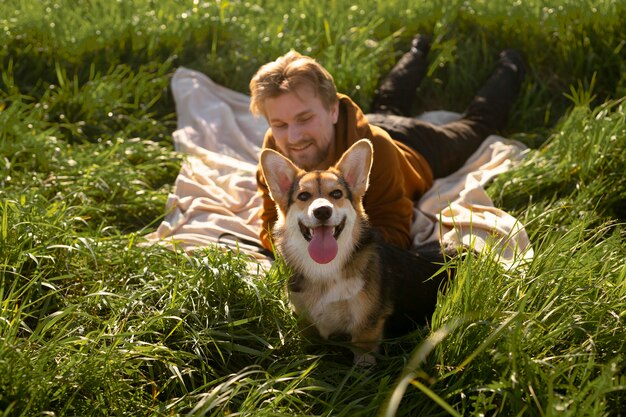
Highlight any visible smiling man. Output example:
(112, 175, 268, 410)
(250, 36, 525, 252)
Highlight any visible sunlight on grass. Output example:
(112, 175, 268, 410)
(1, 0, 625, 415)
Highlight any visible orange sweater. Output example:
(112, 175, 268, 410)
(256, 94, 433, 251)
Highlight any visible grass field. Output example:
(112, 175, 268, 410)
(1, 0, 625, 415)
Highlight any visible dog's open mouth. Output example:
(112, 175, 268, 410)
(299, 217, 346, 264)
(299, 217, 345, 242)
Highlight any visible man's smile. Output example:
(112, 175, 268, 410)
(289, 142, 313, 153)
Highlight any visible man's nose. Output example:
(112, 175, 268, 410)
(287, 124, 302, 143)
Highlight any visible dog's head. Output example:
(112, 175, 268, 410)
(260, 139, 374, 267)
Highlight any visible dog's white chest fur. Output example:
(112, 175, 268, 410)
(290, 276, 366, 338)
(318, 276, 364, 305)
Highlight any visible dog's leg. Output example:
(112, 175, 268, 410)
(350, 317, 386, 367)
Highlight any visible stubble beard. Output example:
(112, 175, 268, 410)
(290, 143, 331, 171)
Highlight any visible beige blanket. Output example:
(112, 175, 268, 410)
(145, 67, 532, 269)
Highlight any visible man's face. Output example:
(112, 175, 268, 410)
(265, 86, 339, 171)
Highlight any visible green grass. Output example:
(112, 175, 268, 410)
(1, 0, 625, 415)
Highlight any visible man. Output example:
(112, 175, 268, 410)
(250, 35, 525, 252)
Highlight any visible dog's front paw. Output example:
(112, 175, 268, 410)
(353, 352, 377, 368)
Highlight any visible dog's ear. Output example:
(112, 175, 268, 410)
(335, 138, 373, 198)
(260, 149, 300, 211)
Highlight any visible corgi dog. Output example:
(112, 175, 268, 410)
(260, 139, 450, 366)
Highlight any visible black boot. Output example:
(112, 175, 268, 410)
(497, 48, 527, 86)
(370, 35, 431, 116)
(462, 48, 527, 131)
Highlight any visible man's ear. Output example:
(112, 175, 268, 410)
(260, 149, 300, 211)
(330, 100, 339, 124)
(334, 139, 373, 198)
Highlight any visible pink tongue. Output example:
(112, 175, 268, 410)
(308, 226, 338, 264)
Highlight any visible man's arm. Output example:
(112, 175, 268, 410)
(364, 137, 416, 249)
(256, 167, 278, 252)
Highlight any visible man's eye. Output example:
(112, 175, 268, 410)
(329, 190, 343, 199)
(297, 192, 311, 201)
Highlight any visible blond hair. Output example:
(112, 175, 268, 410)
(249, 50, 338, 118)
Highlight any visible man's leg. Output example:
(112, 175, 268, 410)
(370, 35, 431, 116)
(368, 49, 526, 179)
(460, 49, 526, 133)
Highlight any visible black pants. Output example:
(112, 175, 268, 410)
(366, 46, 523, 179)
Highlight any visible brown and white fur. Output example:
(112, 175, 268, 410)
(260, 139, 449, 366)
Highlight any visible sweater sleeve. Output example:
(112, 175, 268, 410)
(257, 167, 277, 251)
(364, 135, 415, 250)
(256, 130, 279, 252)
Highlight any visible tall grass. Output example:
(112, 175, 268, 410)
(1, 0, 625, 415)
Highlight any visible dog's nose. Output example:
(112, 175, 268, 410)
(313, 206, 332, 221)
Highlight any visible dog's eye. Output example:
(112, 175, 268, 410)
(329, 190, 343, 199)
(297, 192, 311, 201)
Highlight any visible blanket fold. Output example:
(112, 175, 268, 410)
(145, 67, 532, 268)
